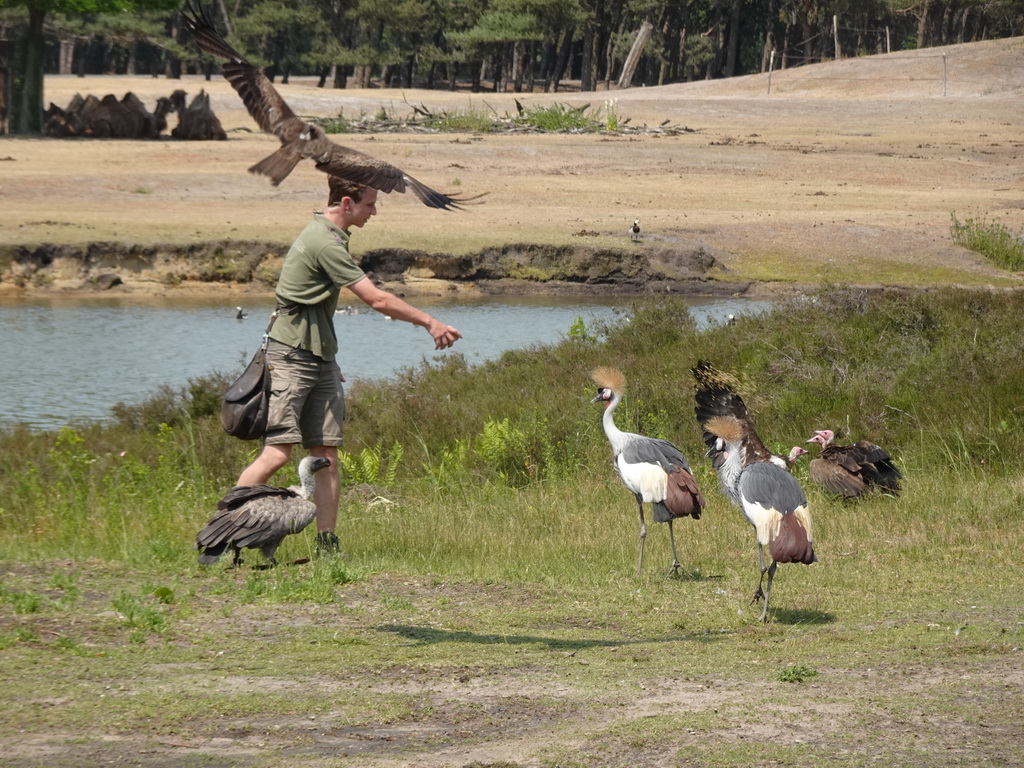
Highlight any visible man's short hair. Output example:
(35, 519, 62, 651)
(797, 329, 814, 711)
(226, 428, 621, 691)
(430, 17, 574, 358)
(327, 176, 366, 206)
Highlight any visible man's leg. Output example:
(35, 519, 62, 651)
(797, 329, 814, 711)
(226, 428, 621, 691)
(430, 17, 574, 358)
(237, 443, 293, 486)
(309, 445, 339, 533)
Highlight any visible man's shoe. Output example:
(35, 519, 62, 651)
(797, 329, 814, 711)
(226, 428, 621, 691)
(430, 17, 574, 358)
(315, 531, 340, 556)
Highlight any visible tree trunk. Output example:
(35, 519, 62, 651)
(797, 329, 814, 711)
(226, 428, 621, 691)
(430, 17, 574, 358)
(127, 41, 138, 75)
(551, 26, 575, 92)
(510, 41, 522, 92)
(917, 0, 932, 48)
(617, 21, 653, 89)
(761, 31, 775, 73)
(724, 0, 742, 77)
(526, 41, 537, 91)
(707, 0, 724, 78)
(581, 21, 595, 91)
(58, 38, 75, 75)
(8, 7, 46, 134)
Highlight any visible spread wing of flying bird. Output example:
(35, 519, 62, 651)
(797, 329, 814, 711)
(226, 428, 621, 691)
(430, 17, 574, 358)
(181, 3, 481, 211)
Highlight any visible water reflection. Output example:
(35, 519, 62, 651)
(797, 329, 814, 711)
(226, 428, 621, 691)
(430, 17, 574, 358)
(0, 294, 769, 430)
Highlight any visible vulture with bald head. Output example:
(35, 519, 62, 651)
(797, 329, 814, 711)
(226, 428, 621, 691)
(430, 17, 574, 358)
(196, 455, 332, 568)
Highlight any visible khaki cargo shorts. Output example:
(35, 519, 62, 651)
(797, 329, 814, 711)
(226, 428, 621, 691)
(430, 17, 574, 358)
(263, 339, 345, 448)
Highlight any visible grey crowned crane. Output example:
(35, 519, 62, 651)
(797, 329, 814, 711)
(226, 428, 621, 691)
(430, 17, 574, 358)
(805, 429, 902, 497)
(713, 423, 817, 621)
(196, 455, 332, 567)
(181, 3, 483, 211)
(692, 361, 816, 621)
(592, 367, 704, 577)
(629, 219, 641, 242)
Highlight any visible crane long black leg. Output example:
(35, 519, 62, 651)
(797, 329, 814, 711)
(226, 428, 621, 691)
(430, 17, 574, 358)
(635, 496, 647, 578)
(666, 519, 683, 577)
(759, 560, 779, 622)
(750, 543, 767, 605)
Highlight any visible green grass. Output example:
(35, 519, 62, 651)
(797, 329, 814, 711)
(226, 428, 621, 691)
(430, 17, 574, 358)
(420, 105, 495, 132)
(951, 210, 1024, 270)
(1, 287, 1023, 765)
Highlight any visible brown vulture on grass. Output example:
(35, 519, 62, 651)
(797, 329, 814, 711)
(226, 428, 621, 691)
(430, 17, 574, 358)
(196, 455, 331, 568)
(804, 429, 902, 497)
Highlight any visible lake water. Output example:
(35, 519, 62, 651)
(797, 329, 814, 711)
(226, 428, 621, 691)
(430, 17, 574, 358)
(0, 295, 769, 431)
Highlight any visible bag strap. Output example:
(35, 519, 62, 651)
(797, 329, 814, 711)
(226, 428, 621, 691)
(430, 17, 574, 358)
(260, 309, 280, 353)
(260, 302, 300, 352)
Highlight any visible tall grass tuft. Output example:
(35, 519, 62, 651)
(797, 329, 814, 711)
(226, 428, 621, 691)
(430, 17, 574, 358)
(950, 211, 1024, 271)
(517, 102, 602, 131)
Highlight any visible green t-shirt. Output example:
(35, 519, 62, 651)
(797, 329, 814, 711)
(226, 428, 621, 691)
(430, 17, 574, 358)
(270, 213, 367, 361)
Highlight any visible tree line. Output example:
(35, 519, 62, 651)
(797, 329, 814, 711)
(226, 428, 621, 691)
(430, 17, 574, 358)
(1, 0, 1021, 133)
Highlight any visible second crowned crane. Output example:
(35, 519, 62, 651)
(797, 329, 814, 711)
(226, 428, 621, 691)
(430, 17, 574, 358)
(591, 367, 704, 577)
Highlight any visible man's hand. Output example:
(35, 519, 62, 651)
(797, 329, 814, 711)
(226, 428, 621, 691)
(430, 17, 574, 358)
(427, 320, 462, 350)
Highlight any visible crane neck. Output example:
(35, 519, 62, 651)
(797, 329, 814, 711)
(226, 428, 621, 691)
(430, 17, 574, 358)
(601, 390, 627, 449)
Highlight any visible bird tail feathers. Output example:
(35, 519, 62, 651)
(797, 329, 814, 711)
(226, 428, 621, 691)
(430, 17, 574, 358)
(197, 542, 227, 565)
(653, 465, 704, 522)
(249, 146, 303, 186)
(406, 176, 489, 211)
(769, 511, 816, 565)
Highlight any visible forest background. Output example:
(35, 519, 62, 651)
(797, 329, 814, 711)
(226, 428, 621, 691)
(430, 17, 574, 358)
(3, 0, 1024, 135)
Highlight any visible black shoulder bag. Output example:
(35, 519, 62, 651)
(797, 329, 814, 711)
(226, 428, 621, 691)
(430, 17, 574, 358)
(220, 310, 280, 440)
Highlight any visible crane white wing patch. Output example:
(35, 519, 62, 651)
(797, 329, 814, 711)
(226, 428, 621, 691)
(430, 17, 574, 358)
(616, 454, 668, 502)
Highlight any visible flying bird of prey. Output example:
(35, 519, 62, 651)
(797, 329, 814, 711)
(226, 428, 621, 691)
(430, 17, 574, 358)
(181, 3, 480, 211)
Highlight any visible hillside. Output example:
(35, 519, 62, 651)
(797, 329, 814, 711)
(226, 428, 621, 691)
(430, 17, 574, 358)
(0, 37, 1021, 296)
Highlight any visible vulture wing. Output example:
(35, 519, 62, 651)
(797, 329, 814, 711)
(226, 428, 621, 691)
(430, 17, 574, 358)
(217, 484, 297, 511)
(851, 440, 902, 492)
(181, 3, 482, 210)
(808, 455, 867, 498)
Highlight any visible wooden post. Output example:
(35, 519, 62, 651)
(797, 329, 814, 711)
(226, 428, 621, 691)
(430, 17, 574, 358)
(885, 27, 891, 53)
(617, 21, 654, 89)
(767, 50, 775, 95)
(833, 15, 841, 60)
(942, 53, 947, 96)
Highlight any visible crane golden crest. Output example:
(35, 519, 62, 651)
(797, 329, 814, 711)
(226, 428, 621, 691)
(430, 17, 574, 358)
(181, 3, 483, 211)
(702, 414, 745, 444)
(590, 366, 626, 393)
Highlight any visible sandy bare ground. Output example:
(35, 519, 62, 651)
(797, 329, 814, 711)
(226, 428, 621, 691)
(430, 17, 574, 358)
(1, 36, 1022, 296)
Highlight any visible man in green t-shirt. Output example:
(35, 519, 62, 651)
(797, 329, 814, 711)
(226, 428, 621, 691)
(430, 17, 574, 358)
(236, 176, 462, 554)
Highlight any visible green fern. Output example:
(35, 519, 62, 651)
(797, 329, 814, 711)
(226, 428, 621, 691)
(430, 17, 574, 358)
(338, 442, 403, 486)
